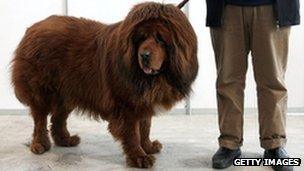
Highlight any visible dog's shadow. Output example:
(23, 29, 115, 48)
(24, 133, 125, 167)
(24, 135, 262, 170)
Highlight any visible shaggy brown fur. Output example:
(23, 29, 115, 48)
(11, 2, 198, 168)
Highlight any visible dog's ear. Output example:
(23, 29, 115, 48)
(164, 39, 198, 96)
(162, 7, 198, 96)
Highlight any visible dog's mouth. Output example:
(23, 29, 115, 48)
(142, 67, 160, 75)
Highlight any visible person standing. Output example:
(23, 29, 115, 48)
(206, 0, 300, 170)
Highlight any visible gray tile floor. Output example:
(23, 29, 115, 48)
(0, 114, 303, 171)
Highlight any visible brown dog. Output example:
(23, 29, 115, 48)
(11, 2, 198, 168)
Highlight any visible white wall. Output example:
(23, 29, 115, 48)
(287, 26, 304, 107)
(0, 0, 303, 111)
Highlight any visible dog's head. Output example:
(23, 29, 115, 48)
(117, 2, 198, 96)
(132, 20, 171, 75)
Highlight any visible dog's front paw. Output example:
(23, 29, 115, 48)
(143, 140, 163, 154)
(53, 135, 80, 147)
(127, 154, 155, 168)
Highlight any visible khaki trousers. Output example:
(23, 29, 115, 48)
(210, 5, 290, 150)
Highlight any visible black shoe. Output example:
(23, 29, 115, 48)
(264, 147, 293, 171)
(212, 147, 241, 169)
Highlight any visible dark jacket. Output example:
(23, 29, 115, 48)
(206, 0, 300, 27)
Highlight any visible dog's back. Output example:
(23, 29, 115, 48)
(11, 15, 116, 117)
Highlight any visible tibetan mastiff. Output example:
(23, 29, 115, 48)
(11, 2, 198, 168)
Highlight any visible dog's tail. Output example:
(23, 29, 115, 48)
(177, 0, 189, 9)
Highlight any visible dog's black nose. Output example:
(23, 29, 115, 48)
(140, 51, 151, 64)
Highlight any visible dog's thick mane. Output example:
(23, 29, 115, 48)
(105, 2, 198, 109)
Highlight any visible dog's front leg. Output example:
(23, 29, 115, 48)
(140, 116, 163, 154)
(108, 117, 155, 168)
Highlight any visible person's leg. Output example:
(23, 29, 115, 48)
(211, 5, 251, 169)
(211, 5, 250, 150)
(251, 5, 290, 150)
(251, 5, 292, 171)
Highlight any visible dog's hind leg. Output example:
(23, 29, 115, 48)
(30, 106, 51, 154)
(50, 103, 80, 147)
(140, 116, 162, 154)
(108, 117, 155, 168)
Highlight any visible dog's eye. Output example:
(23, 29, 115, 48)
(141, 33, 148, 39)
(133, 34, 147, 43)
(155, 33, 165, 45)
